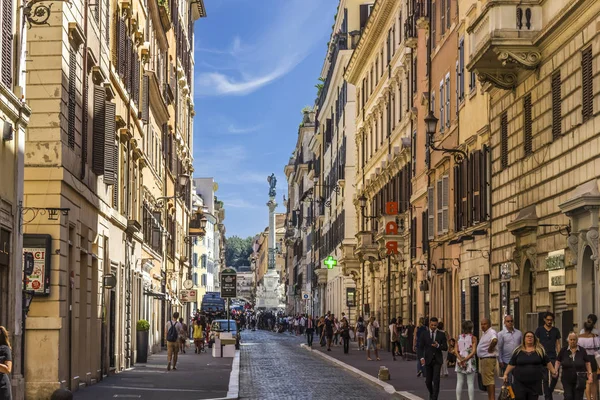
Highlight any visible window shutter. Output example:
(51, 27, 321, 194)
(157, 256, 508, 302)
(112, 145, 118, 208)
(133, 52, 140, 106)
(480, 148, 488, 221)
(431, 3, 436, 48)
(105, 0, 110, 47)
(446, 76, 451, 126)
(459, 39, 464, 100)
(439, 84, 444, 132)
(501, 111, 508, 169)
(472, 150, 481, 223)
(523, 93, 532, 156)
(552, 71, 561, 140)
(428, 186, 435, 239)
(1, 0, 13, 89)
(118, 17, 126, 77)
(442, 176, 449, 232)
(142, 74, 149, 123)
(104, 102, 116, 184)
(92, 85, 106, 175)
(421, 211, 429, 252)
(125, 38, 132, 92)
(582, 46, 593, 122)
(68, 49, 77, 149)
(460, 158, 468, 229)
(446, 0, 451, 29)
(440, 0, 445, 35)
(453, 165, 460, 232)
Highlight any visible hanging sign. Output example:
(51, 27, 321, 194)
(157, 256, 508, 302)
(179, 289, 198, 302)
(23, 234, 52, 295)
(221, 268, 237, 298)
(385, 202, 400, 255)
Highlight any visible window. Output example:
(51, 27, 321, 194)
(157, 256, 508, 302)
(439, 81, 444, 132)
(68, 48, 77, 149)
(445, 74, 451, 127)
(440, 0, 445, 35)
(436, 176, 449, 234)
(470, 71, 476, 92)
(446, 0, 451, 30)
(523, 93, 532, 156)
(501, 111, 508, 169)
(1, 0, 13, 90)
(427, 186, 435, 239)
(582, 46, 593, 122)
(458, 38, 465, 101)
(431, 2, 436, 48)
(552, 71, 562, 140)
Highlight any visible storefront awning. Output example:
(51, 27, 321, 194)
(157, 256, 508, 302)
(144, 289, 165, 299)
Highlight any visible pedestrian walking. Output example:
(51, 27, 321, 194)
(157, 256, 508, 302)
(396, 318, 405, 359)
(438, 321, 449, 377)
(580, 314, 600, 335)
(497, 314, 522, 380)
(366, 316, 380, 361)
(306, 316, 315, 347)
(389, 318, 399, 361)
(341, 319, 351, 354)
(322, 314, 334, 351)
(418, 317, 447, 400)
(179, 317, 188, 354)
(578, 321, 599, 400)
(535, 311, 562, 400)
(333, 317, 341, 346)
(555, 331, 593, 400)
(0, 327, 12, 400)
(414, 317, 427, 377)
(355, 316, 366, 350)
(193, 319, 204, 354)
(165, 312, 183, 371)
(503, 331, 558, 400)
(453, 320, 477, 400)
(477, 318, 498, 400)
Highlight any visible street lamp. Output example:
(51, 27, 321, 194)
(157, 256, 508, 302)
(425, 110, 467, 163)
(178, 173, 190, 188)
(154, 174, 191, 208)
(424, 111, 439, 138)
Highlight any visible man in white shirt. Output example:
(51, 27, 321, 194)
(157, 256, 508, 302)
(477, 318, 498, 400)
(497, 315, 522, 377)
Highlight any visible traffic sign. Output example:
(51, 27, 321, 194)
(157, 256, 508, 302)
(302, 292, 309, 300)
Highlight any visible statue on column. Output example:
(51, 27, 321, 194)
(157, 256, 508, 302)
(267, 173, 277, 198)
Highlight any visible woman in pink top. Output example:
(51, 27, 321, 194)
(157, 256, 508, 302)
(578, 321, 599, 400)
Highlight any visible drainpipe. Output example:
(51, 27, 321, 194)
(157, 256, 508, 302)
(426, 0, 433, 318)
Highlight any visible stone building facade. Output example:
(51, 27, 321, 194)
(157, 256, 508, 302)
(21, 0, 205, 397)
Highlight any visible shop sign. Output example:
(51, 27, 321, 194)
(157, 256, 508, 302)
(385, 202, 400, 255)
(545, 249, 565, 270)
(346, 287, 356, 307)
(179, 289, 197, 302)
(23, 234, 52, 295)
(500, 263, 511, 282)
(548, 269, 565, 293)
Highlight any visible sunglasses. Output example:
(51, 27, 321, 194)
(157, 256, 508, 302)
(505, 320, 513, 322)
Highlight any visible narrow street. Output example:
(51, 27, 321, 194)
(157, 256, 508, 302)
(239, 330, 394, 399)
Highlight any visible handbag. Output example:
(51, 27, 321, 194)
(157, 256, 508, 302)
(498, 385, 515, 400)
(576, 372, 588, 391)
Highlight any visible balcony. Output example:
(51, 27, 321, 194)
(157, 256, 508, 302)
(466, 1, 542, 90)
(354, 231, 379, 262)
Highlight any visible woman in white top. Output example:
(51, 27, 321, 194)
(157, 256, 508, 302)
(578, 321, 599, 400)
(366, 316, 380, 361)
(390, 318, 399, 361)
(453, 320, 478, 400)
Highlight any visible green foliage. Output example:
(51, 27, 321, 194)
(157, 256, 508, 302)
(301, 106, 313, 114)
(136, 319, 150, 332)
(225, 235, 254, 269)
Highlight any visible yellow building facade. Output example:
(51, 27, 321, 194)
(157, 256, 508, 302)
(21, 0, 204, 397)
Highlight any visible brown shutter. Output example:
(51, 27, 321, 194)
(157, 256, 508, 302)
(133, 51, 140, 106)
(105, 0, 110, 47)
(92, 85, 106, 175)
(552, 71, 562, 140)
(1, 0, 13, 89)
(82, 78, 89, 174)
(500, 111, 508, 169)
(472, 150, 481, 224)
(141, 74, 149, 123)
(582, 46, 593, 122)
(421, 211, 429, 253)
(104, 102, 116, 184)
(112, 144, 118, 208)
(480, 149, 488, 221)
(523, 93, 532, 156)
(118, 17, 126, 77)
(460, 158, 468, 229)
(428, 186, 435, 239)
(68, 49, 77, 149)
(453, 165, 460, 232)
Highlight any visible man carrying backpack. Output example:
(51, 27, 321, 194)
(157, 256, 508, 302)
(165, 312, 183, 371)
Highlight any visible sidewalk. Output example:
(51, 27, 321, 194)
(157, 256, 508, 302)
(303, 339, 564, 400)
(73, 346, 239, 400)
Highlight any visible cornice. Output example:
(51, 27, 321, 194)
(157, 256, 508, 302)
(345, 0, 398, 84)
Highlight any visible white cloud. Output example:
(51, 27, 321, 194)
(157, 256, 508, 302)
(227, 123, 262, 134)
(221, 198, 261, 209)
(195, 0, 334, 96)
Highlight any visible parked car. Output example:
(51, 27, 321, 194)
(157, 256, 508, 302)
(208, 319, 240, 350)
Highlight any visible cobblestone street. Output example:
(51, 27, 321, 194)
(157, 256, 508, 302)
(239, 330, 395, 399)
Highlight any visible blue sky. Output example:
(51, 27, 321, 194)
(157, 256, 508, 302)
(192, 0, 338, 238)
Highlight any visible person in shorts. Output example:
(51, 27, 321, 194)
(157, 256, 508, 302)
(366, 316, 380, 361)
(355, 316, 366, 350)
(477, 318, 498, 400)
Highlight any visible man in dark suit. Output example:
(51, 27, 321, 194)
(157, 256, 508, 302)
(418, 317, 447, 400)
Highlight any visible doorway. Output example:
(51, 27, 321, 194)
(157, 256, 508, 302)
(470, 284, 480, 338)
(581, 246, 596, 321)
(520, 260, 533, 330)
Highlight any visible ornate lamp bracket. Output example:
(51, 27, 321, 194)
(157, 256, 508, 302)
(23, 0, 71, 28)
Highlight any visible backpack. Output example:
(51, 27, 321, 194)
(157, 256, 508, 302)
(357, 322, 365, 333)
(167, 321, 179, 342)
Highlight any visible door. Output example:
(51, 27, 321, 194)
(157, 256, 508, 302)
(470, 284, 480, 339)
(109, 289, 116, 368)
(520, 260, 534, 330)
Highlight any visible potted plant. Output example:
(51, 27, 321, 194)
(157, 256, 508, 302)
(136, 319, 150, 363)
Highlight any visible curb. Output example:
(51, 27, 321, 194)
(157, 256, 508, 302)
(301, 344, 407, 397)
(207, 349, 241, 400)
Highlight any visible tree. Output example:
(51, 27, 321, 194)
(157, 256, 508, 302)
(225, 235, 253, 269)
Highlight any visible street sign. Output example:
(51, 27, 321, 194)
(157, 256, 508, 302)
(302, 292, 309, 300)
(221, 268, 237, 298)
(179, 289, 197, 303)
(346, 288, 356, 307)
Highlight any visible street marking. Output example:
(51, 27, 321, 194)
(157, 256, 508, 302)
(113, 396, 141, 398)
(96, 385, 215, 393)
